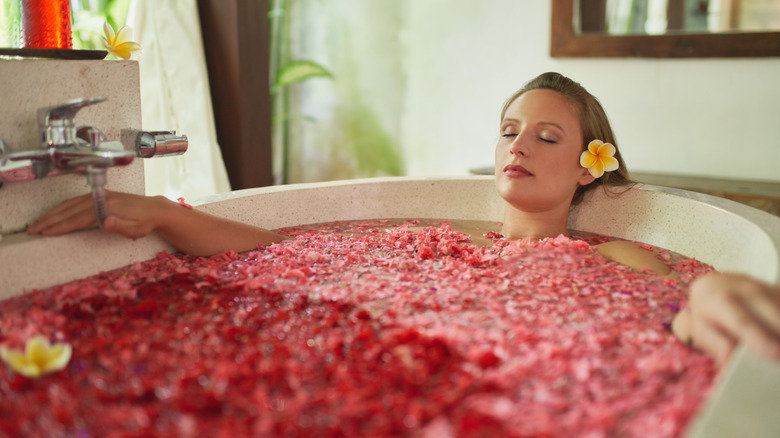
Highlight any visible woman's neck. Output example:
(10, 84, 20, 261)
(500, 203, 570, 240)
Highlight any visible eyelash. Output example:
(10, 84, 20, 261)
(501, 133, 557, 144)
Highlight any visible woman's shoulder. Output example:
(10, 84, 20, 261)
(594, 240, 673, 276)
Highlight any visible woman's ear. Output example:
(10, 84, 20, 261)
(578, 168, 596, 186)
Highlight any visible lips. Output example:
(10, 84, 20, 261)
(502, 164, 533, 178)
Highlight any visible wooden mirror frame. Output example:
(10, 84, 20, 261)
(551, 0, 780, 57)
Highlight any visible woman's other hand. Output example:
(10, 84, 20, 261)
(27, 190, 286, 256)
(674, 272, 780, 366)
(27, 190, 166, 240)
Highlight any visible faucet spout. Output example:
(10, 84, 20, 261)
(0, 142, 134, 183)
(51, 143, 135, 171)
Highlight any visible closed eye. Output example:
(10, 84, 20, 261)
(540, 137, 557, 144)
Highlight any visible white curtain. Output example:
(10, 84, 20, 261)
(128, 0, 231, 200)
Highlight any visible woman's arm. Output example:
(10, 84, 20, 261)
(672, 272, 780, 367)
(595, 242, 780, 365)
(27, 191, 288, 256)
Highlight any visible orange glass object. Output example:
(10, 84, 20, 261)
(20, 0, 72, 49)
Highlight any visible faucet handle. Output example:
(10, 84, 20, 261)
(135, 131, 188, 158)
(76, 126, 106, 150)
(37, 98, 106, 148)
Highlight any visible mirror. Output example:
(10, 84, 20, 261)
(551, 0, 780, 57)
(580, 0, 780, 35)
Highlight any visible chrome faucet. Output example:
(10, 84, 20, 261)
(0, 98, 135, 185)
(0, 98, 188, 229)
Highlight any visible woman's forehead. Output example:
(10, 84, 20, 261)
(504, 90, 581, 133)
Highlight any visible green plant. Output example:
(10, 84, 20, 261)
(269, 0, 333, 184)
(0, 0, 20, 47)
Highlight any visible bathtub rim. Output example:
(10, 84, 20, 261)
(4, 174, 780, 291)
(194, 175, 780, 286)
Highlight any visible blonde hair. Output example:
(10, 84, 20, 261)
(501, 72, 632, 205)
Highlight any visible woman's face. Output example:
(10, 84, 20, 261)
(494, 89, 595, 213)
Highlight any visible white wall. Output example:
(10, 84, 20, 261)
(400, 1, 780, 181)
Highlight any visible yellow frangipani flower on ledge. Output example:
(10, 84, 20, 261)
(0, 335, 72, 378)
(103, 22, 142, 60)
(580, 139, 619, 178)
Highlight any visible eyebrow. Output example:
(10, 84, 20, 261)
(500, 118, 566, 133)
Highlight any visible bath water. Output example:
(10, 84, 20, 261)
(0, 219, 716, 437)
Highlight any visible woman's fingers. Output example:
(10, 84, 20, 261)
(690, 320, 737, 367)
(744, 280, 780, 335)
(690, 273, 780, 364)
(27, 193, 97, 235)
(27, 190, 162, 241)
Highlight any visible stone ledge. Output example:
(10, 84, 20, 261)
(632, 172, 780, 217)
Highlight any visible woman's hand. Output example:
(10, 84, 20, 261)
(28, 190, 287, 256)
(674, 272, 780, 366)
(27, 190, 167, 240)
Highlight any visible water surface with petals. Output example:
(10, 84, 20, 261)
(0, 220, 716, 437)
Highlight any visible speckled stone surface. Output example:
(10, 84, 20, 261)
(569, 183, 780, 285)
(0, 60, 144, 235)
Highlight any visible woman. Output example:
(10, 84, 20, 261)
(493, 72, 668, 275)
(28, 72, 780, 366)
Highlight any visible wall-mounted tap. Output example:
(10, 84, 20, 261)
(0, 98, 190, 229)
(0, 98, 137, 228)
(0, 98, 135, 184)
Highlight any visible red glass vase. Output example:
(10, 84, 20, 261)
(20, 0, 72, 49)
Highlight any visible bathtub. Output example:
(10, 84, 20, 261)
(2, 175, 779, 436)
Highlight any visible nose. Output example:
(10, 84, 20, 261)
(509, 131, 530, 157)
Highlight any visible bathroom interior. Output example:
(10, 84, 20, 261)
(1, 0, 780, 436)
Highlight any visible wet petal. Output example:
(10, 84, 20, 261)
(40, 344, 72, 373)
(112, 42, 142, 60)
(1, 336, 72, 378)
(13, 363, 42, 378)
(587, 140, 604, 154)
(597, 142, 616, 158)
(115, 25, 134, 45)
(103, 22, 116, 45)
(1, 347, 28, 370)
(580, 151, 597, 168)
(26, 335, 51, 366)
(1, 346, 42, 378)
(588, 160, 605, 178)
(602, 156, 619, 172)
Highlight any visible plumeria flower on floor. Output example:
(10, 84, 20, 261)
(103, 22, 142, 60)
(0, 335, 72, 378)
(580, 139, 619, 178)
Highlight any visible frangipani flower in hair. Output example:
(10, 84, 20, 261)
(102, 22, 141, 60)
(580, 140, 619, 178)
(0, 335, 72, 378)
